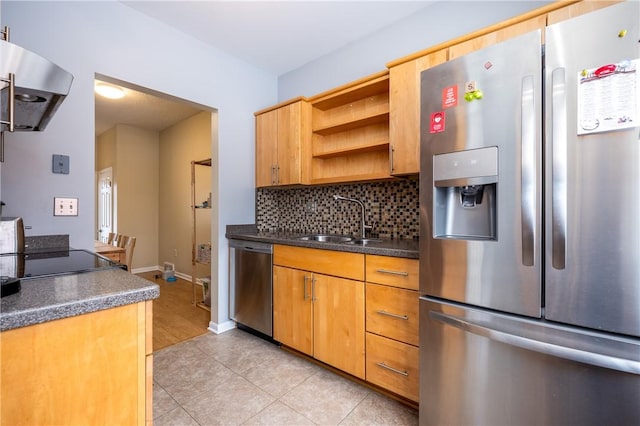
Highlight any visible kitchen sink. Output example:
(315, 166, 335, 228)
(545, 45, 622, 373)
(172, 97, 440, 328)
(297, 234, 384, 245)
(297, 234, 354, 243)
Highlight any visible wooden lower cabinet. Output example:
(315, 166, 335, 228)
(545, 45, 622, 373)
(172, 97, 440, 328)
(273, 246, 422, 400)
(313, 273, 365, 379)
(273, 245, 366, 379)
(273, 265, 365, 379)
(0, 301, 153, 426)
(273, 265, 313, 356)
(366, 332, 419, 402)
(365, 255, 420, 402)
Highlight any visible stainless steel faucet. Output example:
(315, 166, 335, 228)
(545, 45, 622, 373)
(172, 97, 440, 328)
(333, 195, 372, 238)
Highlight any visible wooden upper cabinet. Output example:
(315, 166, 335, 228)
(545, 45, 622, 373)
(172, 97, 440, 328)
(255, 99, 311, 187)
(389, 49, 447, 176)
(255, 108, 278, 187)
(546, 0, 622, 25)
(448, 15, 547, 60)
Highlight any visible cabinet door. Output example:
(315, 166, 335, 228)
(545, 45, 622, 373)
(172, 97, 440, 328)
(256, 101, 310, 187)
(313, 274, 365, 379)
(273, 265, 313, 355)
(277, 102, 302, 185)
(389, 49, 447, 176)
(448, 15, 546, 59)
(255, 108, 279, 187)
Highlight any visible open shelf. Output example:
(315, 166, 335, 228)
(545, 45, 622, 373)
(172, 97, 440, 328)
(191, 158, 212, 311)
(313, 112, 389, 136)
(306, 71, 392, 185)
(311, 72, 389, 111)
(311, 149, 392, 184)
(310, 174, 392, 185)
(313, 140, 389, 159)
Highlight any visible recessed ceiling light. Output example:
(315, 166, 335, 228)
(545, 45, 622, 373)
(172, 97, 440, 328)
(95, 83, 125, 99)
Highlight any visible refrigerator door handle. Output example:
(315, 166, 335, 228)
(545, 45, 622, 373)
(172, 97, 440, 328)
(429, 310, 640, 375)
(521, 75, 536, 267)
(551, 67, 567, 270)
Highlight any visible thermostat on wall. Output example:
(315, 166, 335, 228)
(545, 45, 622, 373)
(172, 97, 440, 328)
(52, 154, 70, 174)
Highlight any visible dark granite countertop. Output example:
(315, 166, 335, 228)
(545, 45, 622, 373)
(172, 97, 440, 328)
(0, 269, 159, 332)
(226, 224, 419, 259)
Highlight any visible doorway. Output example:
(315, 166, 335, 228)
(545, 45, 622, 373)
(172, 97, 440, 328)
(97, 167, 113, 243)
(94, 75, 217, 348)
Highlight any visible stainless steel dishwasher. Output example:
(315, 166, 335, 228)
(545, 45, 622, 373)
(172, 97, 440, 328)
(229, 239, 273, 338)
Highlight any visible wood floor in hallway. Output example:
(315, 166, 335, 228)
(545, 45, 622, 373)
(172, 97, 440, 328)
(137, 271, 210, 351)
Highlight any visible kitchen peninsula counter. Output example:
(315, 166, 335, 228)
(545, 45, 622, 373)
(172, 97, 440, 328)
(0, 268, 159, 332)
(1, 268, 158, 425)
(226, 224, 419, 259)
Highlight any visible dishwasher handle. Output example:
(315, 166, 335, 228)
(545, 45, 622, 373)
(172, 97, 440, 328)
(229, 239, 273, 254)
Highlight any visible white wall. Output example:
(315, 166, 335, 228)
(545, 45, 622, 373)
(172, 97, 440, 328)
(278, 1, 550, 100)
(0, 1, 276, 331)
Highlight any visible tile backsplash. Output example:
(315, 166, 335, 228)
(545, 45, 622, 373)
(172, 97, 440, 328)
(256, 178, 419, 239)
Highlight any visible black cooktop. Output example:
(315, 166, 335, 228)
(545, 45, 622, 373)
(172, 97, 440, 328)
(0, 249, 125, 280)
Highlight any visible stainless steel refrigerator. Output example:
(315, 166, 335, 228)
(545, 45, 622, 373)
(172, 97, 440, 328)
(419, 2, 640, 424)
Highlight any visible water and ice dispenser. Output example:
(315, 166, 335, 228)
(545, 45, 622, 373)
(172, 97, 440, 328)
(433, 147, 498, 240)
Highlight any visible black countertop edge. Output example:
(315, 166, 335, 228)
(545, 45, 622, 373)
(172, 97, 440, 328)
(226, 224, 419, 259)
(0, 269, 159, 332)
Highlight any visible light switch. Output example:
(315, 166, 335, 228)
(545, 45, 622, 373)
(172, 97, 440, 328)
(54, 197, 78, 216)
(52, 154, 70, 174)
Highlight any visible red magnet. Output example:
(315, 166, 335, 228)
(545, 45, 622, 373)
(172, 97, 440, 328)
(442, 85, 458, 109)
(430, 111, 446, 133)
(595, 64, 616, 77)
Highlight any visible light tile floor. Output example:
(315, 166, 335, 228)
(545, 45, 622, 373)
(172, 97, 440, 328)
(153, 328, 419, 425)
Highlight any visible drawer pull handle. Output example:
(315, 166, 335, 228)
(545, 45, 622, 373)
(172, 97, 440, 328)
(376, 310, 408, 321)
(376, 362, 408, 377)
(376, 268, 409, 277)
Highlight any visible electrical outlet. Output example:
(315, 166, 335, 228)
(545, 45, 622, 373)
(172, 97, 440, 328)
(173, 248, 178, 257)
(54, 197, 78, 216)
(305, 202, 317, 213)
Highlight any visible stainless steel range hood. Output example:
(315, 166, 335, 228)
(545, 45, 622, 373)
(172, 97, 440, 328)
(1, 34, 73, 132)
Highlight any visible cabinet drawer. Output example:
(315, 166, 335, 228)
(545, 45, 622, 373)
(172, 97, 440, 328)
(274, 245, 364, 281)
(366, 283, 419, 346)
(366, 255, 418, 290)
(366, 332, 419, 402)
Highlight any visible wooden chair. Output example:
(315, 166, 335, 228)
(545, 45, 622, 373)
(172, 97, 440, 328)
(121, 236, 136, 272)
(107, 232, 116, 245)
(116, 234, 125, 247)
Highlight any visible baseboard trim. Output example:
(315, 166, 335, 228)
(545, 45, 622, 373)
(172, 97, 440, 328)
(208, 320, 236, 334)
(130, 266, 158, 274)
(175, 271, 191, 281)
(131, 265, 192, 281)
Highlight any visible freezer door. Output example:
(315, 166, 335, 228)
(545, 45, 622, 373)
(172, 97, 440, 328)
(419, 297, 640, 426)
(545, 1, 640, 337)
(420, 30, 542, 317)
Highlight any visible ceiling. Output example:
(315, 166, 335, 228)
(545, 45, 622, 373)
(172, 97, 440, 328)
(95, 81, 207, 136)
(95, 1, 435, 136)
(121, 1, 435, 76)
